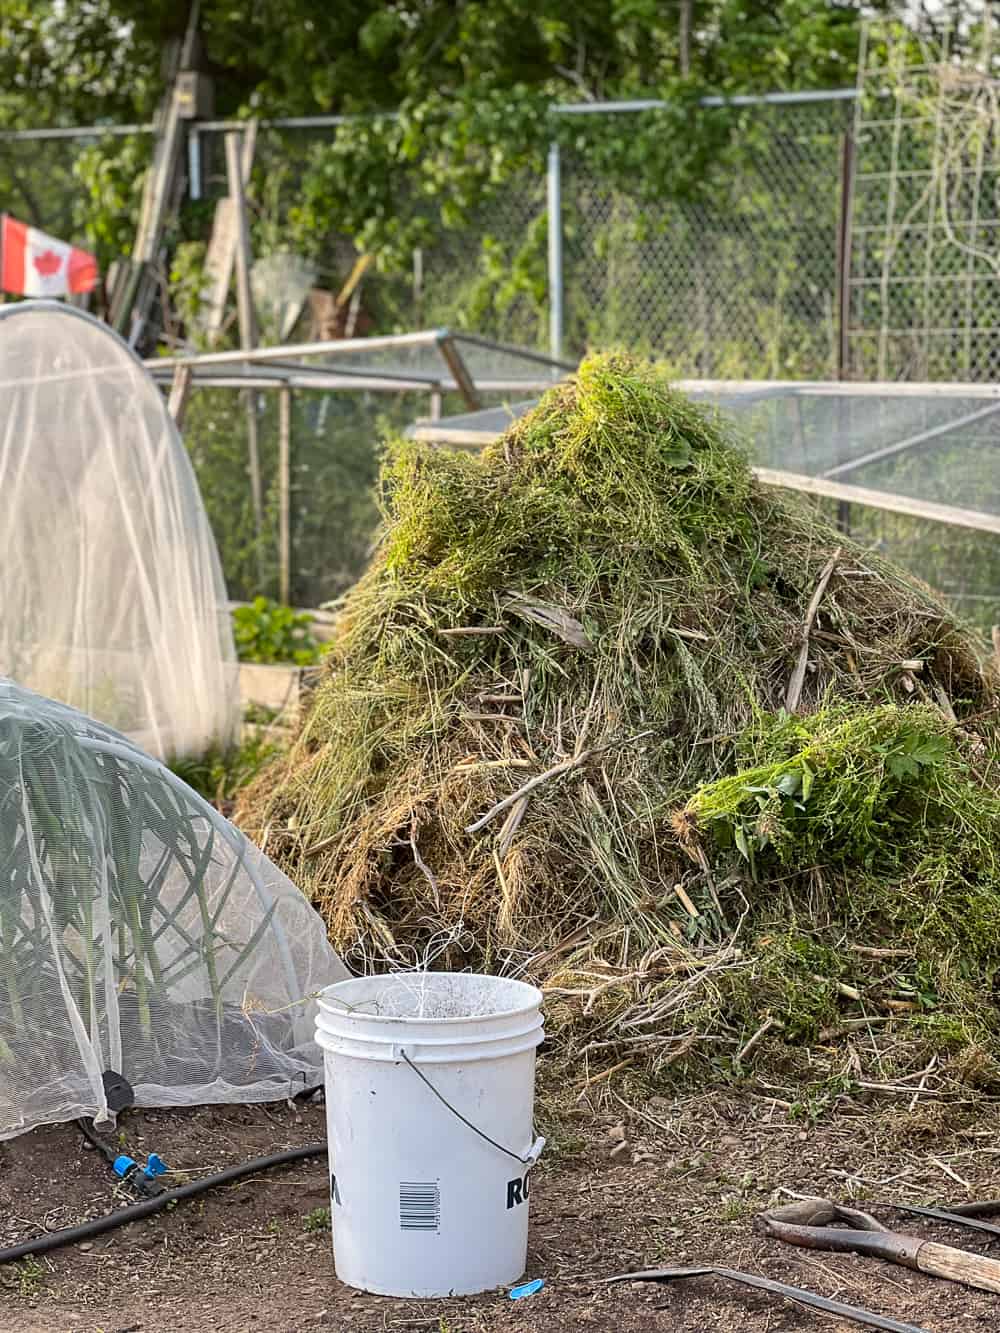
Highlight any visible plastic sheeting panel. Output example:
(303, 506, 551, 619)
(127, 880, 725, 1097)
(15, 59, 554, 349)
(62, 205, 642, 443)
(689, 388, 1000, 492)
(0, 302, 238, 759)
(0, 678, 348, 1139)
(309, 334, 566, 387)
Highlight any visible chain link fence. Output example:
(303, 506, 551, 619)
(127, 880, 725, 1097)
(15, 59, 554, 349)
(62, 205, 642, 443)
(190, 95, 853, 377)
(0, 97, 866, 382)
(0, 128, 153, 306)
(8, 89, 1000, 386)
(847, 28, 1000, 382)
(189, 123, 551, 350)
(562, 100, 850, 377)
(7, 91, 1000, 623)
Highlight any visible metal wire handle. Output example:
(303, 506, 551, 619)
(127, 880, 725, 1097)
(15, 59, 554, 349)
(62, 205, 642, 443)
(400, 1051, 544, 1168)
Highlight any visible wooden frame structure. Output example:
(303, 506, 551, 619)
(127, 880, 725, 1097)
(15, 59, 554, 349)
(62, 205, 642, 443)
(147, 331, 572, 602)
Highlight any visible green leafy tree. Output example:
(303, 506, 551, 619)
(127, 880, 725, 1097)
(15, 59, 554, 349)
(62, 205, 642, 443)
(0, 1, 907, 251)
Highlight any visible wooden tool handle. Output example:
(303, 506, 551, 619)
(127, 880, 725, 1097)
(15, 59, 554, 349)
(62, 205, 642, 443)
(917, 1240, 1000, 1294)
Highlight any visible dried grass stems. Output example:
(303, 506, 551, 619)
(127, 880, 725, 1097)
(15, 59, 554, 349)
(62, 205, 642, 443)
(239, 352, 1000, 1093)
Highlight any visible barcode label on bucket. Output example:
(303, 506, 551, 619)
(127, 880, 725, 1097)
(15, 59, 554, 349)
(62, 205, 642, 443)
(399, 1181, 441, 1232)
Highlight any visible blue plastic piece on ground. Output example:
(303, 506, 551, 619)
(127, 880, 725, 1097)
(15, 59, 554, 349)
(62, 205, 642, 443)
(112, 1153, 137, 1179)
(144, 1153, 168, 1179)
(509, 1279, 545, 1300)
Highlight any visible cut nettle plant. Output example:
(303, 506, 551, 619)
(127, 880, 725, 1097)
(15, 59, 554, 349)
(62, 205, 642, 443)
(240, 352, 1000, 1095)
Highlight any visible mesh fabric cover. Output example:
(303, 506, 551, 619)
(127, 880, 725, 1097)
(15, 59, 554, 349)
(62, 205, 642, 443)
(0, 678, 347, 1140)
(0, 301, 238, 759)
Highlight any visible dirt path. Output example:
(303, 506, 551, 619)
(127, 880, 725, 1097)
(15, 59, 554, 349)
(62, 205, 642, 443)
(2, 1088, 1000, 1331)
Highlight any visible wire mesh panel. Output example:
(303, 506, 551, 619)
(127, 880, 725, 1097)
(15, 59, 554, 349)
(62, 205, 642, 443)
(693, 387, 1000, 482)
(0, 302, 238, 760)
(849, 22, 1000, 381)
(183, 384, 431, 607)
(828, 503, 1000, 639)
(561, 101, 850, 377)
(697, 381, 1000, 632)
(197, 125, 549, 350)
(0, 677, 347, 1138)
(0, 130, 151, 294)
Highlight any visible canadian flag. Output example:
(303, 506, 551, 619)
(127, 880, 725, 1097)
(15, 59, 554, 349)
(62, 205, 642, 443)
(1, 214, 98, 297)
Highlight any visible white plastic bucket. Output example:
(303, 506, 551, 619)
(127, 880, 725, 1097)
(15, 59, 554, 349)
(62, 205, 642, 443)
(315, 971, 545, 1297)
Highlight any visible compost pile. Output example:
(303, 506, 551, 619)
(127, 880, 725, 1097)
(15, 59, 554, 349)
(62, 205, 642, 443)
(242, 353, 1000, 1096)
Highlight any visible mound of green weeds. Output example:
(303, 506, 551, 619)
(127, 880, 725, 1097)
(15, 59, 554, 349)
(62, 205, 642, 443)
(241, 352, 1000, 1094)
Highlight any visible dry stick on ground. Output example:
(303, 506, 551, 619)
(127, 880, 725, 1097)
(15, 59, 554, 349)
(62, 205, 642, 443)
(933, 684, 958, 724)
(303, 832, 337, 860)
(672, 882, 701, 919)
(785, 547, 842, 714)
(611, 1088, 675, 1137)
(818, 1016, 891, 1040)
(736, 1015, 781, 1065)
(513, 917, 601, 977)
(660, 1031, 700, 1066)
(928, 1154, 970, 1191)
(576, 1056, 636, 1096)
(504, 593, 592, 650)
(453, 758, 533, 772)
(575, 677, 602, 760)
(909, 1054, 938, 1112)
(438, 625, 505, 637)
(812, 973, 862, 1002)
(463, 712, 526, 726)
(465, 730, 656, 835)
(497, 795, 529, 857)
(694, 845, 726, 924)
(850, 945, 909, 959)
(410, 823, 440, 910)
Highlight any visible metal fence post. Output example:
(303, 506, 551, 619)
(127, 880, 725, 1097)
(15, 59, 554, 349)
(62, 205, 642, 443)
(546, 142, 564, 361)
(836, 130, 856, 381)
(187, 125, 202, 201)
(278, 386, 292, 606)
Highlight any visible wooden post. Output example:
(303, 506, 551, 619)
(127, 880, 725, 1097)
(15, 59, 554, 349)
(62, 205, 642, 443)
(278, 386, 292, 606)
(115, 8, 202, 339)
(167, 364, 193, 428)
(413, 247, 424, 325)
(438, 334, 481, 411)
(224, 129, 264, 546)
(244, 401, 263, 551)
(224, 131, 259, 352)
(202, 122, 257, 340)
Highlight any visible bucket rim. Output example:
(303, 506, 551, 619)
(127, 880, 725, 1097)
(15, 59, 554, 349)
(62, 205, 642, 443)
(316, 970, 543, 1027)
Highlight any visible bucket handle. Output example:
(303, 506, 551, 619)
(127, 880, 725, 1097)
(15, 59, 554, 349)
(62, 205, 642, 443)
(400, 1050, 545, 1168)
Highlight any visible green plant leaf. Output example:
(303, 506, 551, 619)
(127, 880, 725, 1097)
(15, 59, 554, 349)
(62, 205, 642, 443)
(734, 825, 750, 860)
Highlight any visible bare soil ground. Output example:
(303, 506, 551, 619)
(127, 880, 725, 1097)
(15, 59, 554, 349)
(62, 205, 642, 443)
(3, 1081, 1000, 1333)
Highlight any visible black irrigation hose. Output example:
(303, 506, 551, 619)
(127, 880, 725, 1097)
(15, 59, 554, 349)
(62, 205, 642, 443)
(0, 1143, 327, 1265)
(76, 1117, 119, 1167)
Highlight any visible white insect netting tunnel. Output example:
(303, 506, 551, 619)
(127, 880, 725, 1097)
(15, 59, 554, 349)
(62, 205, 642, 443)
(0, 301, 238, 760)
(0, 678, 348, 1140)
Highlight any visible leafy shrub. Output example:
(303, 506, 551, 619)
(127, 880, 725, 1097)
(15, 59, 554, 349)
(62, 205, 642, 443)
(232, 597, 322, 666)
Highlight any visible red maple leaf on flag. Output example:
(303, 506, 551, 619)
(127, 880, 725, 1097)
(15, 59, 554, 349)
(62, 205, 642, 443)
(32, 249, 63, 277)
